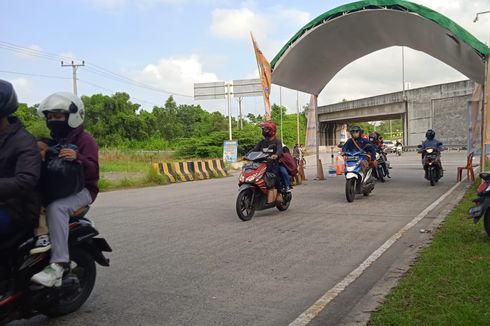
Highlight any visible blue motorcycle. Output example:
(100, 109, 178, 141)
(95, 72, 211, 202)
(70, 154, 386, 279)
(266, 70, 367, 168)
(343, 151, 375, 202)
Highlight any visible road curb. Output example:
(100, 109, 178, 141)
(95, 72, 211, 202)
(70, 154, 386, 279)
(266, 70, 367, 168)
(337, 181, 471, 326)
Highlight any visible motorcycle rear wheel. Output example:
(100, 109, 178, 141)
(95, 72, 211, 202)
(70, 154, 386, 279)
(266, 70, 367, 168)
(236, 188, 256, 221)
(345, 179, 356, 202)
(40, 248, 96, 317)
(276, 192, 292, 211)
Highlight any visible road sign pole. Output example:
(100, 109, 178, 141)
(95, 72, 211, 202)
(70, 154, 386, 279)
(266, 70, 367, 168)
(227, 83, 232, 140)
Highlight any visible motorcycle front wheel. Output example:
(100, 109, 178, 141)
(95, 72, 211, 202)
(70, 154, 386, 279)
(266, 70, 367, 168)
(428, 168, 435, 186)
(345, 179, 356, 202)
(484, 210, 490, 237)
(377, 166, 385, 183)
(40, 248, 96, 317)
(236, 188, 256, 221)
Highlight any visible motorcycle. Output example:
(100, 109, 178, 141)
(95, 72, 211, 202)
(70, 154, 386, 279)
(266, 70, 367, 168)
(236, 147, 292, 221)
(469, 173, 490, 237)
(418, 146, 443, 186)
(0, 208, 111, 324)
(373, 150, 390, 182)
(343, 151, 375, 202)
(395, 145, 402, 156)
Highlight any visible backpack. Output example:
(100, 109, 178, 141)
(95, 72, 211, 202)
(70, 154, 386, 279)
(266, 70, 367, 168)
(43, 144, 85, 204)
(281, 152, 298, 176)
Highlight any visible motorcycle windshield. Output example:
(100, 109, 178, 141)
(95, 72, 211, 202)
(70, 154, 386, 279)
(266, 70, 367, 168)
(245, 151, 269, 161)
(344, 151, 364, 157)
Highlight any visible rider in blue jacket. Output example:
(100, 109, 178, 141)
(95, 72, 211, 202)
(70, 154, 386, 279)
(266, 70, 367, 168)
(342, 125, 377, 162)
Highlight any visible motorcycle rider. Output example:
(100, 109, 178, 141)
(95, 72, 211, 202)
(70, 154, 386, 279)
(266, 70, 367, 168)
(419, 129, 444, 176)
(369, 131, 390, 178)
(31, 92, 100, 288)
(249, 121, 291, 191)
(0, 80, 41, 237)
(342, 126, 377, 164)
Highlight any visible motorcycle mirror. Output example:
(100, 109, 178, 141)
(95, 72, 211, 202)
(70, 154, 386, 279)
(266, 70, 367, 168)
(438, 142, 443, 147)
(417, 145, 422, 148)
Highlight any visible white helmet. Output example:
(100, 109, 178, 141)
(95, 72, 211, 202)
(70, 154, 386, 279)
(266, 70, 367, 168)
(38, 92, 85, 128)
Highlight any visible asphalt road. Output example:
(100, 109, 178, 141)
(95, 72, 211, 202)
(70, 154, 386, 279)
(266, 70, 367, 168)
(13, 151, 470, 326)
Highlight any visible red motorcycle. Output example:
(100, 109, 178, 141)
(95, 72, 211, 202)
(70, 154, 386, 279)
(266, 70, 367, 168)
(236, 149, 292, 221)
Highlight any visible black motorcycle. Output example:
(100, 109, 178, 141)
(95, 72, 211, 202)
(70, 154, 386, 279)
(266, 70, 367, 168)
(0, 208, 111, 324)
(469, 173, 490, 237)
(373, 149, 390, 182)
(418, 146, 443, 186)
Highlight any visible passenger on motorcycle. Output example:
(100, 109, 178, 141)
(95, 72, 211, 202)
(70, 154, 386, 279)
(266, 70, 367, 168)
(250, 121, 291, 191)
(0, 80, 42, 237)
(369, 131, 390, 178)
(31, 92, 100, 288)
(419, 129, 444, 175)
(342, 126, 377, 165)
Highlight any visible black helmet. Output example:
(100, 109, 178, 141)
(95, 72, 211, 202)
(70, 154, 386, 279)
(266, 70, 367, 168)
(0, 80, 18, 119)
(349, 125, 362, 139)
(426, 129, 435, 140)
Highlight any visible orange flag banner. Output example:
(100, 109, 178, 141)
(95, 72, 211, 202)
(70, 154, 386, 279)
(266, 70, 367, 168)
(251, 32, 272, 121)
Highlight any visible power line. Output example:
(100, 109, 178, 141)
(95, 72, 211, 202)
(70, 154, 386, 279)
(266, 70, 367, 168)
(78, 79, 158, 107)
(0, 69, 71, 80)
(0, 40, 194, 98)
(0, 68, 159, 108)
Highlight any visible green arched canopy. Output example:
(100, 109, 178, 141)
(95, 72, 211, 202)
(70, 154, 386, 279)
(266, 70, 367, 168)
(271, 0, 490, 95)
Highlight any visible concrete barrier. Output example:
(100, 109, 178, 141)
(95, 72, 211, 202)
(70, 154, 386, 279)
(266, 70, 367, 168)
(153, 162, 177, 183)
(153, 159, 228, 183)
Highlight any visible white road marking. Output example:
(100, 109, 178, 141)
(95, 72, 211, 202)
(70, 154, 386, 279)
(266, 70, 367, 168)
(289, 178, 465, 326)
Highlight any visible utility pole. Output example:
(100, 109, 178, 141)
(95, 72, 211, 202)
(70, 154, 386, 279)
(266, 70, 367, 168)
(61, 60, 84, 95)
(401, 47, 406, 99)
(236, 97, 243, 130)
(296, 91, 300, 145)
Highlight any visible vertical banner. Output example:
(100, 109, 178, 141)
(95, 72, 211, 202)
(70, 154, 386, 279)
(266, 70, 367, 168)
(223, 140, 238, 163)
(250, 33, 272, 121)
(468, 83, 483, 155)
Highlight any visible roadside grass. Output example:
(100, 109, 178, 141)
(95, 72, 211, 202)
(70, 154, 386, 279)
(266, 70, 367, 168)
(99, 166, 166, 192)
(98, 149, 229, 191)
(369, 182, 490, 325)
(100, 160, 150, 173)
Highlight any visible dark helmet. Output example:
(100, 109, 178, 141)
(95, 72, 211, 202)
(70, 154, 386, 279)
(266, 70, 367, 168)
(426, 129, 435, 140)
(0, 80, 18, 118)
(369, 131, 380, 142)
(349, 125, 362, 139)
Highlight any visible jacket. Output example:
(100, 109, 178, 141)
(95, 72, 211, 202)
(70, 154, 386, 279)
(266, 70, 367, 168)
(250, 138, 284, 156)
(342, 137, 377, 160)
(0, 117, 42, 229)
(53, 126, 99, 202)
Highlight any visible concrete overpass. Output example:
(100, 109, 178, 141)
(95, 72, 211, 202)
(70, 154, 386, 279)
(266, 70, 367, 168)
(318, 80, 474, 146)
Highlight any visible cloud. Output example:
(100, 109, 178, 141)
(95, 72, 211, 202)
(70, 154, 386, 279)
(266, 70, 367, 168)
(11, 78, 32, 99)
(15, 44, 43, 60)
(135, 54, 219, 96)
(317, 46, 467, 105)
(210, 8, 270, 41)
(210, 5, 310, 46)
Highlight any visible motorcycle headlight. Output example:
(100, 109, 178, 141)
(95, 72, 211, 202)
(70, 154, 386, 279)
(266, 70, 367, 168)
(426, 148, 433, 153)
(346, 166, 355, 172)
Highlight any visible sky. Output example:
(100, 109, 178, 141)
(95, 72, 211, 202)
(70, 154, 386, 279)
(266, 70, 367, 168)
(1, 0, 489, 118)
